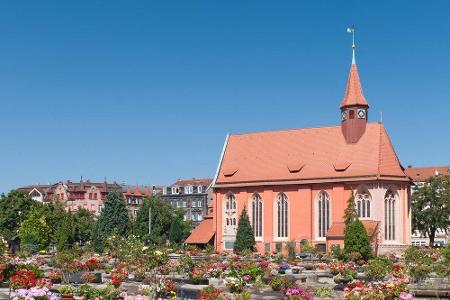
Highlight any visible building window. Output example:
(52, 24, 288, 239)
(177, 201, 181, 208)
(198, 214, 203, 221)
(385, 190, 396, 241)
(184, 213, 188, 221)
(185, 186, 193, 194)
(223, 193, 237, 235)
(183, 201, 187, 208)
(198, 186, 203, 193)
(192, 201, 197, 208)
(356, 188, 371, 219)
(198, 200, 202, 207)
(172, 187, 179, 194)
(317, 191, 330, 238)
(251, 193, 263, 238)
(276, 193, 288, 238)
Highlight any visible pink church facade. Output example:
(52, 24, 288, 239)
(210, 53, 412, 255)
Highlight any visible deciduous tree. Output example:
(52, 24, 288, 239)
(412, 175, 450, 246)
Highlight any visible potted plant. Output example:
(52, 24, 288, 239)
(48, 269, 62, 284)
(59, 285, 75, 300)
(304, 263, 315, 271)
(269, 276, 283, 291)
(278, 262, 290, 274)
(292, 267, 301, 274)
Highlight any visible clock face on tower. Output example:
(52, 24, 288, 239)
(357, 109, 366, 119)
(341, 110, 347, 121)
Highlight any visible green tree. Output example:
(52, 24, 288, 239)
(344, 218, 372, 260)
(344, 192, 357, 226)
(72, 207, 95, 245)
(18, 208, 51, 251)
(343, 194, 372, 260)
(133, 196, 173, 245)
(92, 190, 130, 251)
(169, 209, 191, 245)
(412, 175, 450, 246)
(55, 214, 75, 251)
(39, 201, 68, 245)
(234, 208, 255, 252)
(0, 190, 38, 241)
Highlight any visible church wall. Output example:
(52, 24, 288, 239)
(214, 180, 411, 254)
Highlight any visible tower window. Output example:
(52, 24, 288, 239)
(349, 110, 355, 119)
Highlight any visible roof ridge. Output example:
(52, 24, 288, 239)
(230, 122, 381, 137)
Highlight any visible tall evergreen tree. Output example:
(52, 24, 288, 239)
(344, 192, 357, 226)
(234, 208, 255, 252)
(92, 190, 130, 251)
(55, 214, 75, 251)
(412, 175, 450, 246)
(343, 193, 372, 260)
(169, 209, 191, 245)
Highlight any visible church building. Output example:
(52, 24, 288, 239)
(209, 44, 412, 255)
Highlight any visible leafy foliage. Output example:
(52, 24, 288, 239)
(18, 208, 51, 251)
(0, 190, 37, 241)
(412, 175, 450, 246)
(133, 196, 173, 245)
(233, 208, 255, 252)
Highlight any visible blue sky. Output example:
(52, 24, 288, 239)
(0, 1, 449, 193)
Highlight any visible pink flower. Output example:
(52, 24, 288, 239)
(399, 292, 414, 300)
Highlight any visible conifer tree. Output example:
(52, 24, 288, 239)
(233, 208, 255, 252)
(343, 193, 372, 260)
(169, 209, 191, 245)
(92, 190, 130, 251)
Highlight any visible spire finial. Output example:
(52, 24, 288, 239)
(347, 25, 356, 64)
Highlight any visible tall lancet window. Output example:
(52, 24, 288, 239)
(356, 187, 371, 219)
(223, 193, 237, 235)
(384, 190, 396, 241)
(318, 191, 331, 238)
(276, 193, 288, 238)
(251, 193, 263, 238)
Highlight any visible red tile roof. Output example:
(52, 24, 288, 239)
(185, 217, 215, 244)
(327, 220, 379, 238)
(404, 166, 449, 182)
(215, 123, 409, 188)
(340, 64, 369, 108)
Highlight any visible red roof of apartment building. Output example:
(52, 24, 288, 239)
(404, 166, 449, 182)
(171, 178, 212, 187)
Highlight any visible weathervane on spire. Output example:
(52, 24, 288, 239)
(347, 25, 356, 64)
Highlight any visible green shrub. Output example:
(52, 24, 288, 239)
(404, 246, 421, 265)
(344, 219, 372, 261)
(365, 257, 391, 281)
(234, 208, 255, 253)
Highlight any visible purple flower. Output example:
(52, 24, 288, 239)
(242, 275, 252, 282)
(279, 262, 290, 270)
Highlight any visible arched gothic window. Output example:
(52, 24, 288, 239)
(318, 191, 330, 238)
(251, 193, 263, 238)
(384, 190, 396, 241)
(356, 188, 371, 218)
(223, 193, 237, 235)
(276, 193, 288, 238)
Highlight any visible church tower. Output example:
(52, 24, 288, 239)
(340, 28, 369, 144)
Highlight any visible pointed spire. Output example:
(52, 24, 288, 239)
(340, 26, 368, 109)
